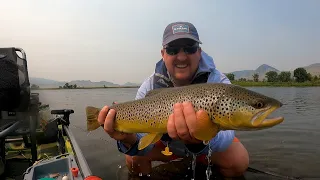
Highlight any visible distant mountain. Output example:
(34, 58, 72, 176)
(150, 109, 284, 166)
(228, 70, 255, 80)
(227, 63, 320, 80)
(68, 80, 119, 87)
(29, 77, 139, 88)
(29, 77, 66, 85)
(122, 82, 140, 86)
(255, 64, 279, 74)
(303, 63, 320, 76)
(228, 64, 280, 80)
(30, 63, 320, 87)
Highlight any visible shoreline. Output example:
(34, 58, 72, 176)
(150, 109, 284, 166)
(231, 81, 320, 87)
(32, 81, 320, 90)
(33, 86, 140, 90)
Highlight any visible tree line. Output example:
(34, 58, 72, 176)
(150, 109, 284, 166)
(225, 67, 319, 83)
(31, 83, 79, 89)
(59, 83, 77, 89)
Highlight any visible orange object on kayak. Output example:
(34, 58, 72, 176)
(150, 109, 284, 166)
(71, 167, 79, 177)
(84, 176, 103, 180)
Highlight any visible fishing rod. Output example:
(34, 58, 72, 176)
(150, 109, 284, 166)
(247, 167, 302, 180)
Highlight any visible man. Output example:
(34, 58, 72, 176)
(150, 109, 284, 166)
(98, 22, 249, 177)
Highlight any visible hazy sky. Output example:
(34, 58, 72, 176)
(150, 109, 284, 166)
(1, 0, 319, 84)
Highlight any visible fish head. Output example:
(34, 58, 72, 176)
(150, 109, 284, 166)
(213, 85, 284, 130)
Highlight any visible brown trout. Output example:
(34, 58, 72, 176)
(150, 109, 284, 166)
(86, 83, 284, 152)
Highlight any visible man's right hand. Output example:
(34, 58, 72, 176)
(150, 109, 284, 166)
(98, 105, 137, 148)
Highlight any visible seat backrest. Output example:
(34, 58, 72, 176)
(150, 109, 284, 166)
(0, 47, 30, 112)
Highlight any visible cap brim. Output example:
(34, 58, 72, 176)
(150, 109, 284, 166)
(162, 34, 202, 46)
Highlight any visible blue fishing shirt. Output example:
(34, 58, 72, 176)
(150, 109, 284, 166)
(117, 51, 235, 157)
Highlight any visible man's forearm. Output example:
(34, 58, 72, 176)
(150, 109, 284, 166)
(122, 134, 138, 149)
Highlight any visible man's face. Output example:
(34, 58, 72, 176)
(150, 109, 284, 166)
(161, 38, 202, 86)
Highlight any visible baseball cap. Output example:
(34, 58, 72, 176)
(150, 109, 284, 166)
(162, 21, 202, 46)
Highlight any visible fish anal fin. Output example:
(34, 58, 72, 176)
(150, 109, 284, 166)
(138, 133, 163, 150)
(193, 110, 219, 141)
(151, 133, 163, 144)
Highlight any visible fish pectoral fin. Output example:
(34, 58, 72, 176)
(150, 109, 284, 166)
(192, 110, 219, 141)
(138, 133, 163, 150)
(85, 106, 102, 131)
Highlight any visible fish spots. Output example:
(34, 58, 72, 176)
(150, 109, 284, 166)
(149, 120, 158, 127)
(108, 83, 281, 133)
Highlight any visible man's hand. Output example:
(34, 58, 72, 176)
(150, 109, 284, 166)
(98, 105, 137, 148)
(167, 101, 206, 144)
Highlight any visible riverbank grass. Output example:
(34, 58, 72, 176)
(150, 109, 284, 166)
(232, 81, 320, 87)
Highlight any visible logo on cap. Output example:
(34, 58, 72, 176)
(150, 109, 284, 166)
(172, 24, 189, 34)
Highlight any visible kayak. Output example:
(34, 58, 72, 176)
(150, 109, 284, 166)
(1, 101, 102, 180)
(0, 47, 102, 180)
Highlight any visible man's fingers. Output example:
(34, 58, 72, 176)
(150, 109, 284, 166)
(98, 103, 132, 142)
(182, 102, 198, 138)
(98, 106, 109, 125)
(174, 103, 192, 141)
(167, 113, 178, 140)
(104, 109, 116, 134)
(183, 102, 202, 144)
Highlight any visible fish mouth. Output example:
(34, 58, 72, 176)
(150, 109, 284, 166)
(250, 105, 284, 129)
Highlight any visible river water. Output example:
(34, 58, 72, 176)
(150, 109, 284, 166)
(33, 87, 320, 180)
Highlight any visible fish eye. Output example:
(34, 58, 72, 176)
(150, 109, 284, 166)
(253, 101, 264, 109)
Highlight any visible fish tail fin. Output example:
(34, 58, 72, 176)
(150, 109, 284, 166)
(86, 106, 102, 131)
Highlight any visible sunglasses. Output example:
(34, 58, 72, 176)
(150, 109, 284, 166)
(164, 44, 199, 55)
